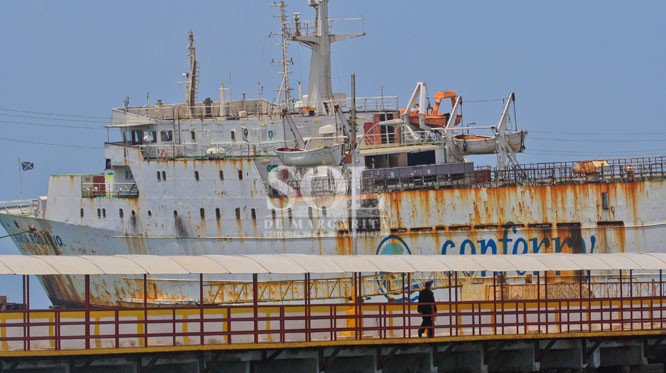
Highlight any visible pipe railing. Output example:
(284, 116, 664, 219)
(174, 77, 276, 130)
(0, 270, 665, 352)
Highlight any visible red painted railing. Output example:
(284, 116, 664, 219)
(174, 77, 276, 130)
(1, 280, 665, 352)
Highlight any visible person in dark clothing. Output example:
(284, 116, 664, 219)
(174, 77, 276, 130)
(417, 282, 437, 338)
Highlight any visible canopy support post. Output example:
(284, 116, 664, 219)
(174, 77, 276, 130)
(22, 275, 29, 352)
(200, 273, 205, 346)
(253, 273, 259, 343)
(407, 273, 412, 338)
(402, 273, 406, 338)
(305, 273, 311, 342)
(85, 274, 90, 350)
(143, 274, 148, 348)
(448, 271, 452, 337)
(492, 272, 497, 335)
(661, 270, 664, 330)
(629, 269, 633, 331)
(454, 272, 459, 336)
(618, 269, 623, 330)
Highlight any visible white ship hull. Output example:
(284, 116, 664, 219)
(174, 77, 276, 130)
(1, 176, 664, 307)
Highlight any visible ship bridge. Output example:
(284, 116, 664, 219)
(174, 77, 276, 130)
(1, 253, 666, 372)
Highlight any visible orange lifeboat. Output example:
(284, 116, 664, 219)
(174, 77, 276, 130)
(401, 90, 462, 128)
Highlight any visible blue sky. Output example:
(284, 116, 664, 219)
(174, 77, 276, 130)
(0, 0, 665, 307)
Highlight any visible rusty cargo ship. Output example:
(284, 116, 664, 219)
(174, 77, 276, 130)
(0, 0, 664, 307)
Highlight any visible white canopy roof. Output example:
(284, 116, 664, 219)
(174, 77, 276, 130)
(0, 253, 664, 276)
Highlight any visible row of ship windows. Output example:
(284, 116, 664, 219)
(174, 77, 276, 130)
(156, 170, 243, 182)
(82, 206, 329, 222)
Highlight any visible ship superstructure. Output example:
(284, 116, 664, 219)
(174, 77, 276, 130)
(1, 0, 665, 307)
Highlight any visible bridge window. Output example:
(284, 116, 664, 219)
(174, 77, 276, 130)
(251, 208, 256, 220)
(190, 131, 196, 141)
(160, 130, 173, 142)
(119, 209, 124, 219)
(131, 210, 136, 217)
(162, 171, 166, 181)
(173, 210, 178, 217)
(97, 209, 101, 219)
(235, 208, 241, 219)
(102, 208, 106, 218)
(271, 209, 276, 220)
(195, 170, 200, 181)
(80, 208, 84, 218)
(200, 208, 205, 219)
(157, 171, 161, 181)
(148, 210, 152, 217)
(215, 208, 221, 220)
(238, 170, 243, 180)
(219, 170, 224, 180)
(231, 130, 236, 141)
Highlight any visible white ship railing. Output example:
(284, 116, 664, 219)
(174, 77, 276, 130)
(285, 17, 364, 39)
(81, 183, 139, 198)
(0, 199, 38, 217)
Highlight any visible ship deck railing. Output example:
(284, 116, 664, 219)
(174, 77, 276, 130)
(110, 94, 399, 124)
(361, 156, 666, 193)
(1, 253, 666, 353)
(81, 182, 139, 199)
(0, 199, 39, 217)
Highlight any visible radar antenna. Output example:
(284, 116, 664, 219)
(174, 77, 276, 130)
(185, 30, 199, 108)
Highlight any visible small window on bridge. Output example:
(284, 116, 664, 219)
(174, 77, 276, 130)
(80, 208, 84, 218)
(200, 208, 205, 219)
(251, 208, 256, 220)
(102, 208, 106, 218)
(219, 170, 224, 180)
(195, 170, 200, 181)
(215, 208, 221, 220)
(157, 171, 161, 181)
(238, 170, 243, 180)
(162, 171, 167, 181)
(235, 208, 241, 220)
(119, 209, 124, 219)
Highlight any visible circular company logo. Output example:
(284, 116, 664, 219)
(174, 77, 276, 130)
(375, 236, 417, 302)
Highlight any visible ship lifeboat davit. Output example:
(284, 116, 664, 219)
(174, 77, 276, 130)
(454, 130, 527, 155)
(402, 90, 462, 128)
(275, 143, 344, 167)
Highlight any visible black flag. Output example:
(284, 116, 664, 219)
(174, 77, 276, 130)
(20, 161, 34, 171)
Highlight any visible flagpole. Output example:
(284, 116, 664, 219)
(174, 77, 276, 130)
(18, 158, 23, 201)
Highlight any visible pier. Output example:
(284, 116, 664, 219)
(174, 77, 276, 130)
(1, 253, 666, 372)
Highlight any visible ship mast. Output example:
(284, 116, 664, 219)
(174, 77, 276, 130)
(271, 1, 293, 109)
(185, 30, 199, 108)
(289, 0, 364, 115)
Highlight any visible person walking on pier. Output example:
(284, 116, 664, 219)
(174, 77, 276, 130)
(417, 282, 437, 338)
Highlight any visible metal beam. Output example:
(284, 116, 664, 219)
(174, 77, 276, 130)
(583, 340, 603, 365)
(484, 341, 507, 365)
(434, 343, 457, 366)
(203, 352, 224, 373)
(377, 346, 400, 370)
(140, 354, 161, 372)
(320, 346, 343, 371)
(535, 339, 557, 363)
